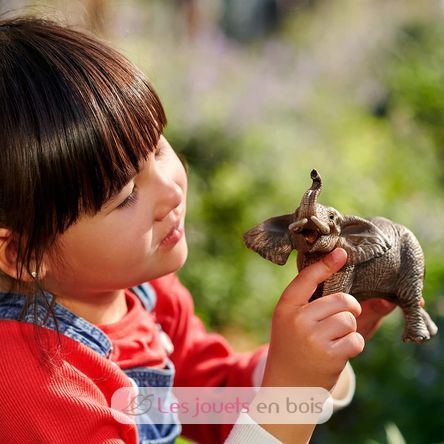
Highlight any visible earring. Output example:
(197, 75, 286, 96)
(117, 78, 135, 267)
(30, 271, 38, 279)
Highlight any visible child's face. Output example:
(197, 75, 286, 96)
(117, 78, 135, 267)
(43, 136, 188, 298)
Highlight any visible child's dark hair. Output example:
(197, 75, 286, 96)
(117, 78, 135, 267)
(0, 16, 166, 364)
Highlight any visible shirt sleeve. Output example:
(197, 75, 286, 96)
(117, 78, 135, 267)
(225, 412, 283, 443)
(330, 361, 356, 410)
(0, 321, 138, 444)
(150, 273, 269, 443)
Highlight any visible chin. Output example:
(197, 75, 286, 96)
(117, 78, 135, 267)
(171, 238, 188, 271)
(155, 238, 189, 279)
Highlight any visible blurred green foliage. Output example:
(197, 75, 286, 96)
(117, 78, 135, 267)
(159, 4, 444, 443)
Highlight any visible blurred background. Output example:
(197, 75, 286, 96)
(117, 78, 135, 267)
(2, 1, 444, 443)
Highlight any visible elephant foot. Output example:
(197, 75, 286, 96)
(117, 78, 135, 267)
(401, 306, 438, 343)
(402, 328, 430, 343)
(402, 314, 438, 343)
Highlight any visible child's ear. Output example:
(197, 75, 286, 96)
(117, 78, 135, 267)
(0, 228, 19, 279)
(0, 228, 45, 282)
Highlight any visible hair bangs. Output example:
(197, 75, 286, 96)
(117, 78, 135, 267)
(39, 23, 168, 217)
(2, 17, 166, 232)
(0, 17, 167, 279)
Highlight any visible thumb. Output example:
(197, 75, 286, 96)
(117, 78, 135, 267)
(279, 248, 348, 307)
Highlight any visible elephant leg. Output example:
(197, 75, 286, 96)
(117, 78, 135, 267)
(398, 293, 431, 343)
(396, 232, 435, 342)
(322, 266, 354, 296)
(420, 308, 438, 337)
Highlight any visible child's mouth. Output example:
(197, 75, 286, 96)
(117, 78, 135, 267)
(160, 224, 184, 248)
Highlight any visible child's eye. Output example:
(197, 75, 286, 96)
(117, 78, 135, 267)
(116, 186, 138, 209)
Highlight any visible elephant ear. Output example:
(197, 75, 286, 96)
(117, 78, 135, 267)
(338, 216, 392, 265)
(243, 214, 294, 265)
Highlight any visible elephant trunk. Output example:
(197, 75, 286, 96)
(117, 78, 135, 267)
(298, 169, 322, 219)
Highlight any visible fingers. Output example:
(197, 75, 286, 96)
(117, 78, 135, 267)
(360, 298, 395, 316)
(331, 331, 365, 359)
(357, 298, 396, 340)
(307, 292, 362, 321)
(279, 248, 348, 307)
(316, 311, 358, 341)
(356, 317, 383, 341)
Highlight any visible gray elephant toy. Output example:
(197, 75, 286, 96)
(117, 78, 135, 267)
(243, 169, 438, 343)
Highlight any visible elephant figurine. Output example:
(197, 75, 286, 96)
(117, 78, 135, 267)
(243, 169, 438, 343)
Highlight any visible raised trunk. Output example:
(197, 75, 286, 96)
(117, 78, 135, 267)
(298, 169, 322, 219)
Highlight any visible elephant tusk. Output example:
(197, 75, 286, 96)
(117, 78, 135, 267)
(289, 218, 308, 232)
(310, 216, 330, 234)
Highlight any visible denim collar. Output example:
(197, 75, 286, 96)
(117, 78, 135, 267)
(0, 283, 156, 359)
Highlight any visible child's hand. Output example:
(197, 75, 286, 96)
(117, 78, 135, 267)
(357, 299, 396, 340)
(261, 248, 364, 391)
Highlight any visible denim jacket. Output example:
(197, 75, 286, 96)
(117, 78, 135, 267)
(0, 283, 181, 444)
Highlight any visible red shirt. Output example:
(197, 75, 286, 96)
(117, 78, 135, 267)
(97, 288, 167, 369)
(0, 273, 268, 443)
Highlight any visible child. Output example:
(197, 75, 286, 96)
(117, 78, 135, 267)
(0, 17, 393, 443)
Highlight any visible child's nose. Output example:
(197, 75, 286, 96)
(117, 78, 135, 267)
(154, 178, 183, 222)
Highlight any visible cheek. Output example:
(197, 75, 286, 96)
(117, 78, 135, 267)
(100, 216, 155, 260)
(59, 216, 155, 269)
